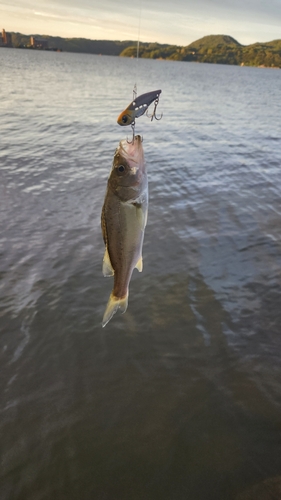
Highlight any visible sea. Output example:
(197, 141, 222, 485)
(1, 47, 281, 500)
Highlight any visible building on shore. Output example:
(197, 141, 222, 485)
(0, 29, 12, 46)
(30, 36, 49, 49)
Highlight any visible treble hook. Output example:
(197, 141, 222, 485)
(146, 96, 163, 122)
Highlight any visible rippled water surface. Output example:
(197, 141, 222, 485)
(1, 48, 281, 500)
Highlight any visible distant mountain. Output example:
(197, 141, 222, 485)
(185, 34, 242, 50)
(7, 32, 281, 68)
(178, 34, 244, 65)
(10, 32, 134, 55)
(262, 39, 281, 51)
(120, 34, 281, 67)
(119, 42, 179, 59)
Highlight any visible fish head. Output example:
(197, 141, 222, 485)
(108, 135, 146, 201)
(117, 108, 135, 126)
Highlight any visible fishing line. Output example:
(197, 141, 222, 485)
(136, 0, 142, 61)
(116, 0, 162, 142)
(130, 0, 143, 141)
(135, 0, 143, 94)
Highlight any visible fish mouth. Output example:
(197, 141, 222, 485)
(118, 135, 144, 165)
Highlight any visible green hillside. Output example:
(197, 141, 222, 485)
(173, 34, 242, 64)
(186, 34, 241, 50)
(10, 32, 134, 55)
(240, 40, 281, 67)
(120, 42, 179, 59)
(6, 32, 281, 68)
(120, 34, 281, 67)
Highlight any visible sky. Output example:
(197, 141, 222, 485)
(1, 0, 281, 46)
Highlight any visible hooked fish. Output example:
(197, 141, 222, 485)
(117, 89, 161, 126)
(101, 135, 148, 327)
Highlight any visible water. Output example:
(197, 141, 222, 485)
(1, 48, 281, 500)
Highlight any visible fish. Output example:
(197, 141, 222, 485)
(101, 135, 148, 327)
(117, 89, 161, 126)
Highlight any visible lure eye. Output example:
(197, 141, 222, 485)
(122, 115, 128, 124)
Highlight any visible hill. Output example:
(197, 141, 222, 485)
(185, 34, 242, 50)
(178, 34, 244, 65)
(10, 32, 134, 56)
(120, 34, 281, 67)
(6, 32, 281, 68)
(119, 42, 179, 59)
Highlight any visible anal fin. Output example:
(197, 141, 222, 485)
(102, 247, 114, 277)
(135, 255, 143, 272)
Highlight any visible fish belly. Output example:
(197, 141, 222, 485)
(102, 191, 148, 327)
(112, 198, 146, 297)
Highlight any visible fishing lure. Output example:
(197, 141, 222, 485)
(117, 89, 162, 126)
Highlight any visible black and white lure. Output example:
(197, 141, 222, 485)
(117, 89, 162, 127)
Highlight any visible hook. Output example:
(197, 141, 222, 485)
(146, 96, 163, 122)
(126, 121, 136, 144)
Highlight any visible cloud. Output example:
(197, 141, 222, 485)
(1, 0, 281, 45)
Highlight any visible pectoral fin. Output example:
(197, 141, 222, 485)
(135, 204, 148, 231)
(102, 247, 114, 277)
(135, 255, 143, 272)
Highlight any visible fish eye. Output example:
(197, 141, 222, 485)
(118, 165, 125, 173)
(122, 115, 128, 124)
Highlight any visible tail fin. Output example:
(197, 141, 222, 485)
(102, 292, 128, 327)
